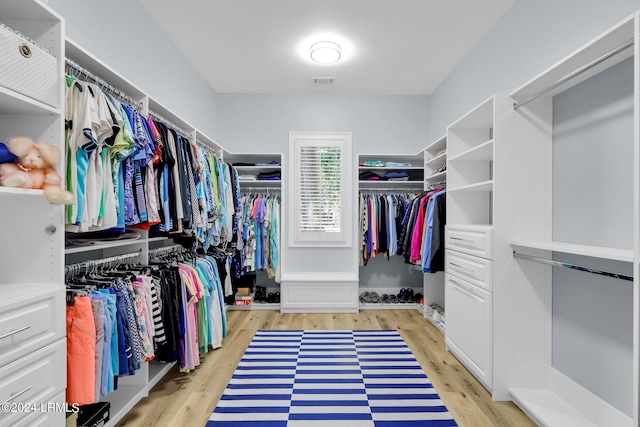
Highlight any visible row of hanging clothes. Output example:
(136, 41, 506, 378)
(359, 186, 446, 272)
(64, 245, 227, 406)
(64, 61, 242, 251)
(236, 191, 281, 282)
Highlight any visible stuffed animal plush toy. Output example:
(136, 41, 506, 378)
(0, 136, 73, 205)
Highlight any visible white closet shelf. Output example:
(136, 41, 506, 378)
(148, 361, 177, 389)
(0, 88, 60, 115)
(102, 384, 148, 427)
(227, 303, 281, 311)
(424, 312, 445, 334)
(359, 166, 424, 170)
(2, 0, 60, 21)
(510, 389, 600, 427)
(65, 238, 147, 254)
(424, 152, 447, 166)
(359, 180, 424, 187)
(360, 302, 421, 310)
(234, 165, 282, 170)
(425, 135, 447, 153)
(425, 171, 447, 182)
(0, 282, 61, 299)
(510, 240, 633, 262)
(448, 139, 493, 163)
(238, 179, 282, 187)
(448, 180, 493, 193)
(0, 187, 44, 196)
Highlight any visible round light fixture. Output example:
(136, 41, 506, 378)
(310, 41, 342, 64)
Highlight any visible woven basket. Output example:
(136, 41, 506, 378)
(0, 25, 57, 107)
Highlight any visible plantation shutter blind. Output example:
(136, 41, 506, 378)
(289, 132, 352, 247)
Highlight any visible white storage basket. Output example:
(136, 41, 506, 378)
(0, 24, 57, 107)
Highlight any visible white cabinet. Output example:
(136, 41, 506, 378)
(444, 94, 510, 392)
(0, 2, 65, 426)
(445, 273, 492, 389)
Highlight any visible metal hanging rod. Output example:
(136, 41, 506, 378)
(148, 110, 192, 140)
(513, 251, 633, 281)
(65, 59, 144, 109)
(241, 187, 282, 192)
(65, 249, 143, 278)
(513, 38, 634, 110)
(148, 243, 190, 259)
(196, 140, 222, 157)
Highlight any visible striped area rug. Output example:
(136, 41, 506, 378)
(206, 330, 457, 427)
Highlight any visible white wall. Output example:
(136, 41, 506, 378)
(47, 0, 219, 139)
(427, 0, 640, 141)
(218, 93, 429, 154)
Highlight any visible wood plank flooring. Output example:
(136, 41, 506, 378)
(116, 309, 535, 427)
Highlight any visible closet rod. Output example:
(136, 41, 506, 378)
(196, 140, 221, 157)
(64, 59, 144, 110)
(359, 187, 423, 192)
(148, 243, 189, 258)
(512, 251, 633, 281)
(148, 110, 192, 141)
(513, 38, 634, 110)
(241, 187, 282, 193)
(64, 249, 143, 277)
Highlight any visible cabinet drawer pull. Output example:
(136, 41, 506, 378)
(450, 262, 473, 273)
(449, 278, 473, 293)
(0, 326, 31, 340)
(3, 387, 31, 403)
(450, 237, 474, 243)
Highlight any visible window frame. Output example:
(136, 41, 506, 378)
(288, 131, 353, 247)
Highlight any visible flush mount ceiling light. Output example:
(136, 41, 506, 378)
(310, 41, 342, 64)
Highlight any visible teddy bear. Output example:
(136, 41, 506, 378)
(0, 136, 73, 205)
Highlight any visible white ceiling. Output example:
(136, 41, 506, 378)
(138, 0, 514, 95)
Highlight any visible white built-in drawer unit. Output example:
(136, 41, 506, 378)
(0, 339, 66, 427)
(445, 250, 493, 291)
(0, 285, 65, 368)
(11, 391, 66, 427)
(445, 225, 493, 260)
(445, 273, 493, 390)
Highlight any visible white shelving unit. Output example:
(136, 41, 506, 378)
(358, 152, 424, 189)
(444, 94, 511, 393)
(492, 12, 639, 427)
(0, 1, 66, 426)
(357, 151, 425, 310)
(223, 151, 283, 311)
(63, 38, 224, 427)
(422, 135, 447, 331)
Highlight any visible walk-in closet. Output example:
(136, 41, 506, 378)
(1, 0, 639, 426)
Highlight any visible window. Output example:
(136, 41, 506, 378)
(289, 132, 352, 246)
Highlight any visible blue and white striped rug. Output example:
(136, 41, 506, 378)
(206, 330, 457, 427)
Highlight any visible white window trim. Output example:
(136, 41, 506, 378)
(288, 131, 353, 247)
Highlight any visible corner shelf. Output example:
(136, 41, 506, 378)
(510, 389, 600, 427)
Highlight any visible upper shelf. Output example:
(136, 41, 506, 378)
(0, 85, 61, 115)
(448, 139, 493, 163)
(510, 240, 634, 263)
(511, 15, 634, 103)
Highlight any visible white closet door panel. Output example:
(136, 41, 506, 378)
(445, 274, 492, 389)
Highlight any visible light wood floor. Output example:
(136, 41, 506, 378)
(116, 309, 535, 427)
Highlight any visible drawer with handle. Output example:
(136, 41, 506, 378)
(446, 250, 493, 291)
(0, 339, 65, 427)
(445, 225, 493, 259)
(0, 286, 64, 367)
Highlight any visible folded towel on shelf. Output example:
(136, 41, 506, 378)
(384, 161, 412, 167)
(256, 170, 281, 180)
(359, 171, 382, 180)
